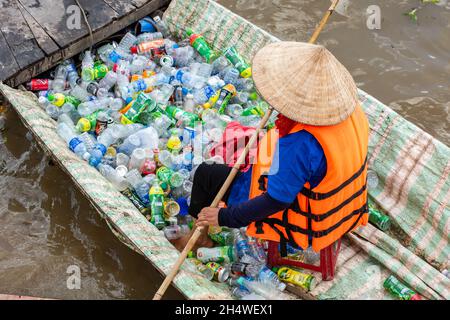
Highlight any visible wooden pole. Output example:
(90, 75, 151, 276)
(153, 0, 341, 301)
(153, 108, 273, 300)
(309, 0, 340, 44)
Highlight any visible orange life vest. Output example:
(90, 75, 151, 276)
(246, 106, 370, 252)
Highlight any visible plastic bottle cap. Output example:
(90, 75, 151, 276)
(189, 34, 200, 45)
(130, 46, 138, 54)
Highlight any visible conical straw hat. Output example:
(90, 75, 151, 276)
(252, 42, 359, 126)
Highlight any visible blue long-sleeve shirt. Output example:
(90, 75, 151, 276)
(218, 130, 327, 228)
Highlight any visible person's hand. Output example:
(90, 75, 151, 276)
(196, 207, 220, 227)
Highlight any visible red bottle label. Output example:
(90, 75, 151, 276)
(29, 79, 49, 91)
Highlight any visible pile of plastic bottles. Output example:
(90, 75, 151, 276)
(28, 16, 316, 299)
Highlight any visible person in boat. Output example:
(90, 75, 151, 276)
(173, 41, 370, 253)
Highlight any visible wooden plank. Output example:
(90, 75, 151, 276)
(131, 0, 152, 8)
(0, 31, 20, 81)
(18, 0, 119, 48)
(102, 0, 137, 17)
(16, 0, 60, 55)
(5, 0, 171, 87)
(0, 0, 45, 69)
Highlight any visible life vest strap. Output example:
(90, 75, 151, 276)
(293, 183, 368, 222)
(301, 156, 368, 201)
(257, 202, 368, 241)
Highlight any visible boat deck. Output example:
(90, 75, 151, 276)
(0, 0, 170, 87)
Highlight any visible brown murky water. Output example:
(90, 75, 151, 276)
(0, 0, 449, 299)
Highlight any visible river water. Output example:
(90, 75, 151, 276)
(0, 0, 448, 299)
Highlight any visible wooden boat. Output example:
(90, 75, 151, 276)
(0, 0, 448, 300)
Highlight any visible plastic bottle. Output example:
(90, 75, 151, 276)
(186, 29, 218, 63)
(107, 32, 136, 64)
(81, 50, 95, 82)
(235, 277, 282, 300)
(163, 224, 190, 240)
(137, 32, 164, 44)
(223, 68, 240, 85)
(98, 164, 128, 191)
(232, 229, 253, 260)
(97, 71, 118, 97)
(70, 84, 91, 102)
(77, 98, 111, 117)
(153, 16, 169, 38)
(225, 104, 243, 118)
(211, 56, 229, 75)
(383, 275, 421, 300)
(63, 59, 80, 88)
(192, 85, 215, 104)
(187, 258, 214, 281)
(125, 169, 150, 205)
(166, 129, 182, 153)
(46, 104, 62, 119)
(172, 46, 195, 67)
(223, 46, 252, 78)
(56, 122, 90, 160)
(52, 65, 68, 92)
(47, 92, 66, 107)
(128, 148, 146, 171)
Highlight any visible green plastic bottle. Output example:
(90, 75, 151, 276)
(121, 92, 156, 124)
(383, 275, 421, 300)
(149, 179, 166, 230)
(187, 29, 219, 63)
(165, 105, 200, 127)
(368, 204, 391, 231)
(223, 46, 252, 78)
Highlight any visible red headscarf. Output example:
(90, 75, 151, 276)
(275, 113, 299, 138)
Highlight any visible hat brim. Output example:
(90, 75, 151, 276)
(252, 42, 359, 126)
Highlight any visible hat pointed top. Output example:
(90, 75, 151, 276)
(252, 41, 359, 126)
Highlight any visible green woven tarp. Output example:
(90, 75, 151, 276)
(164, 0, 450, 300)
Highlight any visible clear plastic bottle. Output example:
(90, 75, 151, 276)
(52, 65, 68, 92)
(137, 32, 163, 44)
(247, 236, 267, 263)
(232, 229, 253, 260)
(163, 224, 190, 240)
(172, 46, 195, 67)
(98, 164, 128, 191)
(117, 134, 141, 156)
(192, 85, 215, 104)
(211, 56, 229, 75)
(63, 59, 79, 88)
(125, 169, 150, 205)
(77, 97, 111, 116)
(70, 84, 91, 102)
(97, 71, 118, 97)
(235, 277, 282, 300)
(223, 68, 240, 85)
(81, 50, 95, 82)
(119, 32, 137, 51)
(225, 104, 243, 118)
(153, 16, 169, 37)
(46, 104, 62, 119)
(56, 122, 89, 160)
(128, 148, 146, 171)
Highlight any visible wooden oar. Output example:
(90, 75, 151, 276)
(153, 0, 342, 301)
